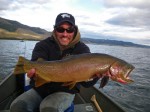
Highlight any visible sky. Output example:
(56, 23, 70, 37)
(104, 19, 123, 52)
(0, 0, 150, 46)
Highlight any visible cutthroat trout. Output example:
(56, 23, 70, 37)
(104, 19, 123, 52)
(13, 53, 134, 88)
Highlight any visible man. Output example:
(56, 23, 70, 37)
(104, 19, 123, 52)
(10, 13, 100, 112)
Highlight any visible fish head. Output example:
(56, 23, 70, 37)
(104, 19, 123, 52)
(109, 60, 135, 84)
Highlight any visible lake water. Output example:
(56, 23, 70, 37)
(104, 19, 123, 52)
(0, 39, 150, 112)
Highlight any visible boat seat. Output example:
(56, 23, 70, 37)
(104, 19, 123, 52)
(74, 103, 97, 112)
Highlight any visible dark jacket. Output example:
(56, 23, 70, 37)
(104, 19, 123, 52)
(31, 34, 99, 98)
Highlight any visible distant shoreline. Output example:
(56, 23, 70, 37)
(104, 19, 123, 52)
(1, 38, 149, 48)
(0, 37, 40, 41)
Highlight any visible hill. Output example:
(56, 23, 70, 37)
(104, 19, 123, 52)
(0, 17, 149, 48)
(81, 38, 150, 48)
(0, 17, 51, 40)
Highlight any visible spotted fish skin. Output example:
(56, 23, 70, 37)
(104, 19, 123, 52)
(13, 53, 134, 87)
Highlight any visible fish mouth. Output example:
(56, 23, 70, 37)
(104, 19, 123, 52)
(109, 65, 134, 84)
(125, 65, 135, 78)
(124, 65, 135, 83)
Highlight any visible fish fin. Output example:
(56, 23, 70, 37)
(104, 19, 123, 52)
(35, 75, 47, 87)
(100, 76, 109, 88)
(62, 82, 76, 89)
(37, 58, 45, 62)
(13, 56, 25, 75)
(127, 79, 134, 83)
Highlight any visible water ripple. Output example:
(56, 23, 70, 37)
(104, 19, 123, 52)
(0, 40, 150, 112)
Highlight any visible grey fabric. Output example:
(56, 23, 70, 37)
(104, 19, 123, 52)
(10, 89, 75, 112)
(40, 92, 75, 112)
(10, 89, 42, 112)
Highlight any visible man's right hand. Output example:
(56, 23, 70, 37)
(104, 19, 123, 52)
(27, 68, 36, 78)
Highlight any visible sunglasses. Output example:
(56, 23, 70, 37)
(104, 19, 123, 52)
(55, 27, 75, 33)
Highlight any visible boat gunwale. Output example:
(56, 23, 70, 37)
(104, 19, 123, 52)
(0, 73, 126, 112)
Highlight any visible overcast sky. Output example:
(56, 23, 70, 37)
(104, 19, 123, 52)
(0, 0, 150, 46)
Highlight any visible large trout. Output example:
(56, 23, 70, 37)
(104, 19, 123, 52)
(13, 53, 134, 88)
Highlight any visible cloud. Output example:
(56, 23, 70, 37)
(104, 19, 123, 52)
(103, 0, 150, 9)
(0, 0, 75, 28)
(106, 8, 150, 29)
(103, 0, 150, 29)
(0, 0, 14, 10)
(0, 0, 150, 45)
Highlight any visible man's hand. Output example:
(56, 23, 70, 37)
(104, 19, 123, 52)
(27, 68, 36, 78)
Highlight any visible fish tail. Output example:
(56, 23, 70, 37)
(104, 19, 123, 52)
(35, 77, 47, 87)
(13, 56, 26, 75)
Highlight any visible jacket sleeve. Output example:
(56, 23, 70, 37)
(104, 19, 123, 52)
(31, 42, 49, 61)
(74, 41, 90, 54)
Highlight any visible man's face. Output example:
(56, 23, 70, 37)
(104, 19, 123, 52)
(55, 22, 75, 46)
